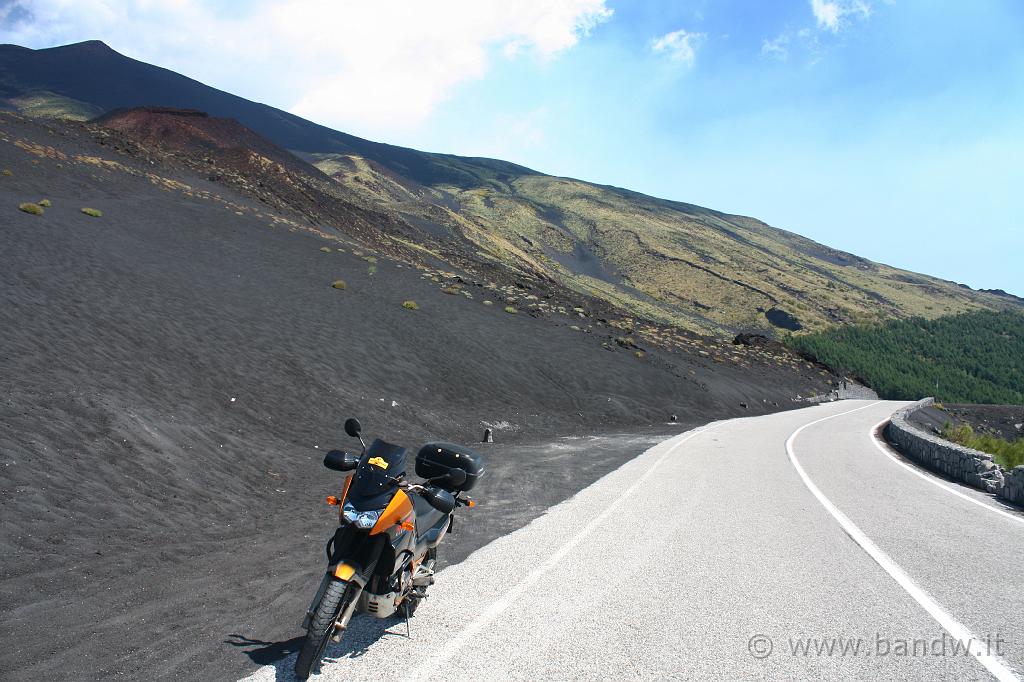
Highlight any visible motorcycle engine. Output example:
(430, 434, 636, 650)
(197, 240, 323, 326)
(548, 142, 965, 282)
(358, 570, 412, 619)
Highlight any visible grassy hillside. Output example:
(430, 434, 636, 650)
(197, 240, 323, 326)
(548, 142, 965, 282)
(315, 152, 1020, 335)
(4, 40, 1022, 335)
(786, 310, 1024, 404)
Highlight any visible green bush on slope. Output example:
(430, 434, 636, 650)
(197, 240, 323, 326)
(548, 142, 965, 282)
(942, 423, 1024, 470)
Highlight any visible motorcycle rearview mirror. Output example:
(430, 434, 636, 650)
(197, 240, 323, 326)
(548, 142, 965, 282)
(343, 417, 366, 452)
(422, 486, 456, 514)
(445, 467, 468, 487)
(323, 450, 359, 472)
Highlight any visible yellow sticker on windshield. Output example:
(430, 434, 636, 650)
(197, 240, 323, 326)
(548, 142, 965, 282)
(367, 456, 389, 470)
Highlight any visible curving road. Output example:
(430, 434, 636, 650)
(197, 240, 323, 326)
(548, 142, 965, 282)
(241, 400, 1024, 681)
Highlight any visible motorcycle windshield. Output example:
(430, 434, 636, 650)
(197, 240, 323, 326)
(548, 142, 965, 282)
(347, 439, 408, 510)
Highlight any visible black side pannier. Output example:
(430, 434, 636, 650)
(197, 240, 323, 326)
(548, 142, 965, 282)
(415, 442, 484, 492)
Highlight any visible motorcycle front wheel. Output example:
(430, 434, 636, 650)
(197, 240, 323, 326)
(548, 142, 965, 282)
(294, 578, 351, 680)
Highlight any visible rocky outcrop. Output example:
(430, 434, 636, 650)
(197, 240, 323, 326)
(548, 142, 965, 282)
(885, 398, 1023, 506)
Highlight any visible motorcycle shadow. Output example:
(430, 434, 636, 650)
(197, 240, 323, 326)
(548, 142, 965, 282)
(228, 613, 409, 680)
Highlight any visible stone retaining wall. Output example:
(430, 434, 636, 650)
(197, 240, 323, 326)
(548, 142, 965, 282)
(884, 398, 1023, 506)
(1002, 466, 1024, 506)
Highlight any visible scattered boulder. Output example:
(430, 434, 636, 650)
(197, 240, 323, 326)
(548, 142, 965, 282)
(765, 308, 802, 331)
(733, 333, 770, 347)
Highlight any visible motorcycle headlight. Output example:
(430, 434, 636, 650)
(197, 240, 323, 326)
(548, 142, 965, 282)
(355, 510, 381, 529)
(343, 503, 382, 530)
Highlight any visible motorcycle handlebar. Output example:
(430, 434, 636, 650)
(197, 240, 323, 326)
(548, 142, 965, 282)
(383, 474, 476, 508)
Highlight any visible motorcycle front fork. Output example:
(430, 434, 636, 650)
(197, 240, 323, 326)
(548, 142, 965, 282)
(331, 585, 361, 642)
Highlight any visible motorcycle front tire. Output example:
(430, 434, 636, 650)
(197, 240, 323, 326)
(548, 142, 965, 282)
(294, 578, 350, 680)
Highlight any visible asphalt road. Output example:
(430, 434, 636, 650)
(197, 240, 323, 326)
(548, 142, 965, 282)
(240, 400, 1024, 681)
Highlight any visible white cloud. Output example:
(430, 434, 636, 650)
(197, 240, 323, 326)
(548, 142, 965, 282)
(810, 0, 872, 33)
(761, 34, 790, 61)
(764, 0, 872, 65)
(762, 28, 825, 65)
(0, 0, 612, 139)
(650, 28, 705, 67)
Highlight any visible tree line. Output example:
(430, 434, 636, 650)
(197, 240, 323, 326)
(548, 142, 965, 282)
(786, 309, 1024, 404)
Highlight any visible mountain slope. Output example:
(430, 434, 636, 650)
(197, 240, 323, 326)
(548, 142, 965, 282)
(3, 40, 1020, 334)
(0, 109, 836, 680)
(0, 40, 532, 188)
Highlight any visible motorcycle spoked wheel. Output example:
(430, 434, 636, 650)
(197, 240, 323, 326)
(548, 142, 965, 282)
(294, 578, 353, 680)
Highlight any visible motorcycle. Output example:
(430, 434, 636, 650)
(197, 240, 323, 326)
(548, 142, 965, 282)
(294, 417, 484, 679)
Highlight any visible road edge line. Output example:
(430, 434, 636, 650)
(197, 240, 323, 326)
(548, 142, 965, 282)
(402, 420, 727, 682)
(786, 402, 1020, 682)
(867, 417, 1024, 526)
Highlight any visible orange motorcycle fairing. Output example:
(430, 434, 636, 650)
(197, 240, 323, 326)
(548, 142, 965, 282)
(336, 474, 354, 523)
(370, 489, 413, 535)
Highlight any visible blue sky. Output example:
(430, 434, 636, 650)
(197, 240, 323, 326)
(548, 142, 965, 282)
(3, 0, 1022, 294)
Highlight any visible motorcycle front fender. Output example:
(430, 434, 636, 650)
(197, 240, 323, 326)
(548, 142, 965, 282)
(330, 562, 367, 585)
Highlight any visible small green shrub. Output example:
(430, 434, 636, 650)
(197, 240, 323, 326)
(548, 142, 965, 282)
(504, 306, 517, 314)
(38, 199, 51, 207)
(363, 256, 377, 264)
(18, 202, 44, 215)
(442, 286, 460, 295)
(320, 246, 332, 253)
(402, 300, 419, 310)
(80, 207, 102, 217)
(331, 280, 347, 290)
(634, 351, 645, 359)
(368, 264, 377, 276)
(941, 423, 1024, 469)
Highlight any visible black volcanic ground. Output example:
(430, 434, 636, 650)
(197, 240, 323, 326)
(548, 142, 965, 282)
(0, 112, 834, 680)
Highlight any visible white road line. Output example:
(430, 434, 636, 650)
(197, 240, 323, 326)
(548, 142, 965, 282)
(787, 402, 1020, 682)
(402, 420, 727, 682)
(868, 417, 1024, 526)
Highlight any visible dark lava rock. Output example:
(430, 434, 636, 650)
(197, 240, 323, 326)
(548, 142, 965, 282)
(734, 333, 770, 347)
(765, 308, 802, 331)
